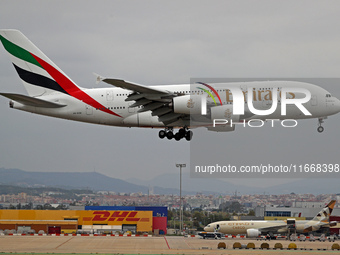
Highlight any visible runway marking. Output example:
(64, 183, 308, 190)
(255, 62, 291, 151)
(183, 238, 192, 249)
(55, 236, 75, 249)
(164, 236, 170, 249)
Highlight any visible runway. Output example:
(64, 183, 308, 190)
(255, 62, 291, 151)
(0, 235, 339, 254)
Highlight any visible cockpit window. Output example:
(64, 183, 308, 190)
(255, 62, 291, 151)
(326, 94, 332, 97)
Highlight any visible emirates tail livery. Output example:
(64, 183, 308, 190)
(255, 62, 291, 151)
(1, 30, 340, 141)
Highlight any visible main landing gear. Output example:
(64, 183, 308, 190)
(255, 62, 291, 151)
(159, 127, 193, 141)
(317, 118, 324, 133)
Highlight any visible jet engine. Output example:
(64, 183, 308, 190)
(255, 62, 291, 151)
(246, 229, 261, 238)
(172, 95, 204, 115)
(329, 221, 338, 227)
(311, 225, 321, 231)
(210, 105, 240, 123)
(207, 105, 240, 132)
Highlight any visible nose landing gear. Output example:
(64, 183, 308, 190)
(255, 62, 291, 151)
(159, 127, 193, 141)
(317, 118, 325, 133)
(317, 126, 324, 133)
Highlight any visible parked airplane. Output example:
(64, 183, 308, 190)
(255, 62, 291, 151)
(1, 29, 340, 141)
(204, 200, 337, 238)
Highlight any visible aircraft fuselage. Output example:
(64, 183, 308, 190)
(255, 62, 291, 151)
(10, 81, 340, 129)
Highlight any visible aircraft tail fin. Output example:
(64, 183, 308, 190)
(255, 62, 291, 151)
(0, 29, 81, 97)
(312, 200, 336, 222)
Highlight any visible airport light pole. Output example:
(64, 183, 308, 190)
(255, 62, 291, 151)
(176, 163, 186, 235)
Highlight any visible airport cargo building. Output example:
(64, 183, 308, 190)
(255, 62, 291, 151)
(85, 206, 168, 235)
(0, 209, 154, 234)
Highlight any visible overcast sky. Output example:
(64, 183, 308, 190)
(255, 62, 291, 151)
(0, 1, 340, 191)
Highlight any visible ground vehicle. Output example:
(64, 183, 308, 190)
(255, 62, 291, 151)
(198, 232, 225, 239)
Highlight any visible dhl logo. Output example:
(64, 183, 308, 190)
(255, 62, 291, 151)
(83, 211, 150, 222)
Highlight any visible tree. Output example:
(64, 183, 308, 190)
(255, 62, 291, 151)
(219, 201, 244, 213)
(56, 204, 68, 210)
(35, 205, 43, 210)
(248, 210, 255, 216)
(192, 211, 203, 223)
(22, 202, 33, 209)
(167, 210, 174, 221)
(43, 203, 54, 210)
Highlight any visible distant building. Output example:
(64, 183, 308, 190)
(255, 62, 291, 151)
(255, 201, 340, 220)
(0, 209, 153, 234)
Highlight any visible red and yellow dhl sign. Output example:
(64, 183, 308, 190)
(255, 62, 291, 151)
(82, 211, 150, 223)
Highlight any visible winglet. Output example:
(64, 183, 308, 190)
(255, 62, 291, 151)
(93, 72, 104, 84)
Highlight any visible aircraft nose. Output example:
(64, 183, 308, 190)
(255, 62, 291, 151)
(204, 224, 213, 232)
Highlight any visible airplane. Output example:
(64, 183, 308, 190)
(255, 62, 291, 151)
(1, 29, 340, 141)
(203, 200, 338, 238)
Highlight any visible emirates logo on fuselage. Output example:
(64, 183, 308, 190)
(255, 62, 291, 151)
(187, 98, 195, 108)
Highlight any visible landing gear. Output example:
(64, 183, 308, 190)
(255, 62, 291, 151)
(174, 127, 193, 141)
(159, 130, 166, 139)
(185, 130, 193, 141)
(159, 128, 173, 139)
(166, 130, 174, 140)
(158, 127, 193, 141)
(317, 126, 324, 133)
(174, 132, 182, 141)
(317, 118, 325, 133)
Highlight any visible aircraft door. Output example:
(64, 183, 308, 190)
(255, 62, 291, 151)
(86, 105, 93, 115)
(106, 91, 114, 101)
(311, 95, 317, 106)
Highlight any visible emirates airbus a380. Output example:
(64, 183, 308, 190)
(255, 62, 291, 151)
(1, 29, 340, 141)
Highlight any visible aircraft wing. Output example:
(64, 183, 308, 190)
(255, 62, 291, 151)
(102, 77, 185, 125)
(258, 224, 288, 234)
(0, 93, 66, 108)
(102, 78, 171, 95)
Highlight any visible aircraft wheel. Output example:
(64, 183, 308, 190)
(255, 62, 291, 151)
(185, 130, 193, 141)
(174, 132, 182, 141)
(166, 131, 173, 140)
(159, 130, 166, 139)
(178, 128, 186, 138)
(317, 126, 324, 133)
